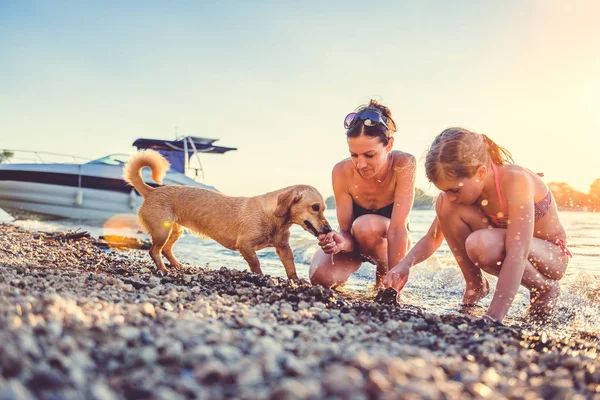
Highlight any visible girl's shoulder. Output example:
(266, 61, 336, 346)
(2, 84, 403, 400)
(502, 164, 543, 184)
(500, 164, 548, 195)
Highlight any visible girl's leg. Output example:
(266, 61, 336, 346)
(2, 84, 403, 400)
(465, 229, 569, 317)
(436, 201, 493, 304)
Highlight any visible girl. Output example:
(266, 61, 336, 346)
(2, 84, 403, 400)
(310, 100, 415, 288)
(385, 127, 570, 323)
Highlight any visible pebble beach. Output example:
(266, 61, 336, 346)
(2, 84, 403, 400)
(1, 223, 599, 399)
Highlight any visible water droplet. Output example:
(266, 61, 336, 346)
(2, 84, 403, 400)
(481, 199, 489, 206)
(496, 261, 502, 265)
(496, 212, 504, 218)
(459, 182, 464, 187)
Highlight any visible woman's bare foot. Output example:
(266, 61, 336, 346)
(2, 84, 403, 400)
(525, 282, 561, 322)
(461, 277, 490, 305)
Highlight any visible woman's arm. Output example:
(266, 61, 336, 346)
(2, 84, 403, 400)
(386, 155, 416, 268)
(486, 171, 536, 321)
(323, 162, 355, 253)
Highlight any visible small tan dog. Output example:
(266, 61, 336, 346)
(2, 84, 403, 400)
(123, 149, 332, 279)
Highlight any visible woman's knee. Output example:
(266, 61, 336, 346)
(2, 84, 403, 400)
(465, 230, 504, 268)
(309, 250, 355, 287)
(351, 216, 386, 248)
(309, 249, 327, 278)
(309, 266, 334, 287)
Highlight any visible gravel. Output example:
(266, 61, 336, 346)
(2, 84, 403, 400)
(0, 223, 599, 399)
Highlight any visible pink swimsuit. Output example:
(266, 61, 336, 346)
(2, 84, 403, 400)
(484, 164, 572, 257)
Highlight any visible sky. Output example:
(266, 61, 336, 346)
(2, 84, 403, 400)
(1, 1, 599, 198)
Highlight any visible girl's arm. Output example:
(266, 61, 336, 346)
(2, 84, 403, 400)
(385, 201, 445, 291)
(486, 171, 536, 321)
(400, 216, 444, 268)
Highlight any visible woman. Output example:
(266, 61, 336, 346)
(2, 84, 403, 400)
(384, 127, 570, 323)
(309, 100, 415, 288)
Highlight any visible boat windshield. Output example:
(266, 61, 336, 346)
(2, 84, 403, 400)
(85, 154, 131, 166)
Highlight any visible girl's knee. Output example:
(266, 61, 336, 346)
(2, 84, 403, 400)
(465, 230, 503, 267)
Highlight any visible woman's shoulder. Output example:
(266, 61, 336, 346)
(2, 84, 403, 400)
(332, 158, 355, 180)
(333, 157, 353, 172)
(391, 151, 416, 165)
(391, 151, 417, 176)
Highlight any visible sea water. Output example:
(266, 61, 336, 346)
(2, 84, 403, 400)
(2, 209, 599, 333)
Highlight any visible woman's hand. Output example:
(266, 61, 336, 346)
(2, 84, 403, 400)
(384, 262, 411, 292)
(318, 231, 345, 254)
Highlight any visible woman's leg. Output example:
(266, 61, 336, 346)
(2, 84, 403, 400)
(351, 215, 393, 287)
(436, 202, 493, 304)
(309, 249, 363, 288)
(309, 215, 391, 288)
(465, 229, 569, 316)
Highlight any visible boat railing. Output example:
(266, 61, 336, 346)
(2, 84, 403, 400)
(0, 149, 91, 165)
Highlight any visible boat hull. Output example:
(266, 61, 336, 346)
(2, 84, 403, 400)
(0, 181, 141, 220)
(0, 162, 216, 221)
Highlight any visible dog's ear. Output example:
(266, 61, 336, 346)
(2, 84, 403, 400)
(275, 189, 303, 218)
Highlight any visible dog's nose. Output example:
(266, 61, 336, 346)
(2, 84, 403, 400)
(323, 225, 332, 234)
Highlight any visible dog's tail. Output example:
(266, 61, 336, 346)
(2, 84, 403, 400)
(123, 149, 170, 197)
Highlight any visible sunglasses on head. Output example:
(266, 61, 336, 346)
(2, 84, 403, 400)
(344, 108, 389, 131)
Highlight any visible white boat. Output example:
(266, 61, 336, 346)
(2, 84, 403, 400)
(0, 136, 236, 221)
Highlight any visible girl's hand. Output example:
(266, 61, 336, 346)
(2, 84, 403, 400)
(384, 262, 411, 292)
(318, 231, 345, 254)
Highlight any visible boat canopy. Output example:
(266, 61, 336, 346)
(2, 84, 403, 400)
(132, 137, 236, 154)
(132, 136, 237, 175)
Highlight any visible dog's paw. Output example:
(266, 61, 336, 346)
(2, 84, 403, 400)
(296, 278, 311, 286)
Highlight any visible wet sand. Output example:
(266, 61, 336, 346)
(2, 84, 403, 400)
(0, 223, 599, 399)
